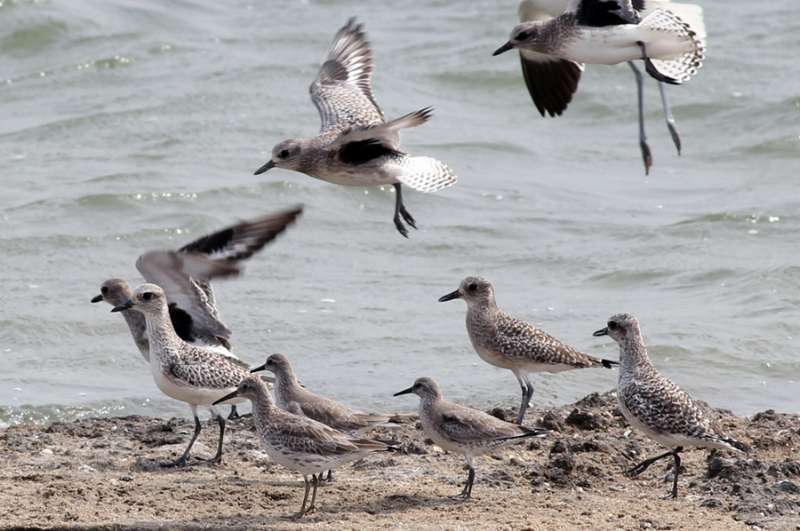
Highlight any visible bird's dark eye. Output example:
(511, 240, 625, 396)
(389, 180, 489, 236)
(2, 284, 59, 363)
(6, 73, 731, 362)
(278, 149, 290, 159)
(468, 283, 478, 292)
(143, 292, 154, 301)
(608, 321, 618, 330)
(101, 286, 109, 295)
(516, 31, 529, 40)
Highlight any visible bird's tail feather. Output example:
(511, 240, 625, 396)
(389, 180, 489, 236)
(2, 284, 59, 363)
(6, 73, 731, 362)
(394, 156, 457, 193)
(639, 9, 705, 84)
(497, 427, 548, 443)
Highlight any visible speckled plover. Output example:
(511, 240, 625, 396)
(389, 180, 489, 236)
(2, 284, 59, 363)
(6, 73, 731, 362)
(394, 377, 547, 499)
(111, 284, 252, 466)
(439, 277, 617, 425)
(215, 375, 389, 518)
(92, 207, 301, 418)
(253, 18, 456, 238)
(594, 313, 746, 498)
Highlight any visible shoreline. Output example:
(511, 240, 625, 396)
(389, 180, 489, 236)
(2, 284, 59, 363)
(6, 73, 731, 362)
(0, 390, 797, 530)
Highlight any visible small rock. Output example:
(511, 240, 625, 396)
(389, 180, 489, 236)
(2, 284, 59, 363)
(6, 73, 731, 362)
(550, 439, 568, 454)
(700, 498, 722, 508)
(565, 409, 606, 431)
(489, 408, 507, 421)
(539, 411, 564, 432)
(40, 448, 53, 456)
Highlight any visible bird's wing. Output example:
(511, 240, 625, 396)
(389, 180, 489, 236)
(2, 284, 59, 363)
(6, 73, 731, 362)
(517, 1, 584, 117)
(567, 0, 639, 26)
(519, 53, 583, 117)
(166, 353, 245, 390)
(178, 206, 303, 263)
(137, 251, 233, 344)
(438, 403, 523, 444)
(331, 107, 433, 150)
(139, 207, 303, 346)
(309, 18, 384, 134)
(494, 313, 603, 368)
(274, 411, 364, 456)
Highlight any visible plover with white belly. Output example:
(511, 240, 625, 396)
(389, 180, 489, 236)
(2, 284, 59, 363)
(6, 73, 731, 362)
(439, 276, 617, 425)
(593, 313, 746, 498)
(252, 18, 456, 238)
(494, 0, 706, 171)
(394, 377, 547, 499)
(214, 375, 389, 518)
(252, 353, 390, 481)
(111, 283, 251, 467)
(92, 207, 301, 418)
(507, 0, 705, 173)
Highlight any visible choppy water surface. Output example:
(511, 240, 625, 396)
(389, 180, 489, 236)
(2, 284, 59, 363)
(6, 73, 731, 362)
(1, 0, 799, 426)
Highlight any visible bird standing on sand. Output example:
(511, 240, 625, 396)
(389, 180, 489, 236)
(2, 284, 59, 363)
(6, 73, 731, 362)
(253, 18, 456, 238)
(593, 313, 746, 498)
(394, 377, 547, 499)
(439, 277, 617, 425)
(252, 353, 390, 481)
(507, 0, 705, 173)
(494, 0, 705, 173)
(214, 375, 389, 518)
(91, 207, 301, 418)
(111, 284, 251, 467)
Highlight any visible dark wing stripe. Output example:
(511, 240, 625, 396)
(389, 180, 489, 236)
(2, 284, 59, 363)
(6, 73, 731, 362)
(519, 54, 582, 117)
(168, 303, 196, 343)
(179, 206, 303, 262)
(339, 138, 402, 165)
(576, 0, 639, 26)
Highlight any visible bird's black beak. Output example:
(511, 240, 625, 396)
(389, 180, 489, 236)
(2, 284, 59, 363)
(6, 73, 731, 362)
(493, 41, 514, 56)
(254, 160, 275, 175)
(593, 327, 609, 337)
(393, 386, 414, 397)
(213, 390, 239, 406)
(111, 300, 134, 312)
(438, 289, 461, 303)
(91, 294, 103, 303)
(250, 363, 267, 373)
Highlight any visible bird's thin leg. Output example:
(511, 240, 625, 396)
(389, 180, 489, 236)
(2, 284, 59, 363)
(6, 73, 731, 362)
(163, 406, 201, 467)
(392, 183, 415, 237)
(307, 474, 319, 514)
(227, 405, 240, 421)
(392, 184, 409, 238)
(513, 372, 529, 425)
(294, 476, 311, 519)
(210, 411, 225, 464)
(658, 82, 682, 155)
(465, 463, 476, 499)
(524, 377, 535, 423)
(628, 61, 652, 175)
(626, 448, 676, 477)
(666, 448, 683, 499)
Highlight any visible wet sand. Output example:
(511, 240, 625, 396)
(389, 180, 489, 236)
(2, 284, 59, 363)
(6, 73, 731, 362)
(1, 391, 798, 530)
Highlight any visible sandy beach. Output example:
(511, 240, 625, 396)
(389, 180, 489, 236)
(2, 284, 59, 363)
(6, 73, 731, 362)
(1, 391, 797, 530)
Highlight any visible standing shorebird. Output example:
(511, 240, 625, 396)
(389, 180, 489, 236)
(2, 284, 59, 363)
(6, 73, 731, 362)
(91, 207, 301, 418)
(214, 375, 389, 518)
(593, 313, 746, 498)
(494, 0, 706, 173)
(111, 283, 251, 467)
(251, 354, 388, 433)
(394, 377, 547, 499)
(252, 353, 389, 481)
(439, 277, 617, 425)
(253, 18, 457, 238)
